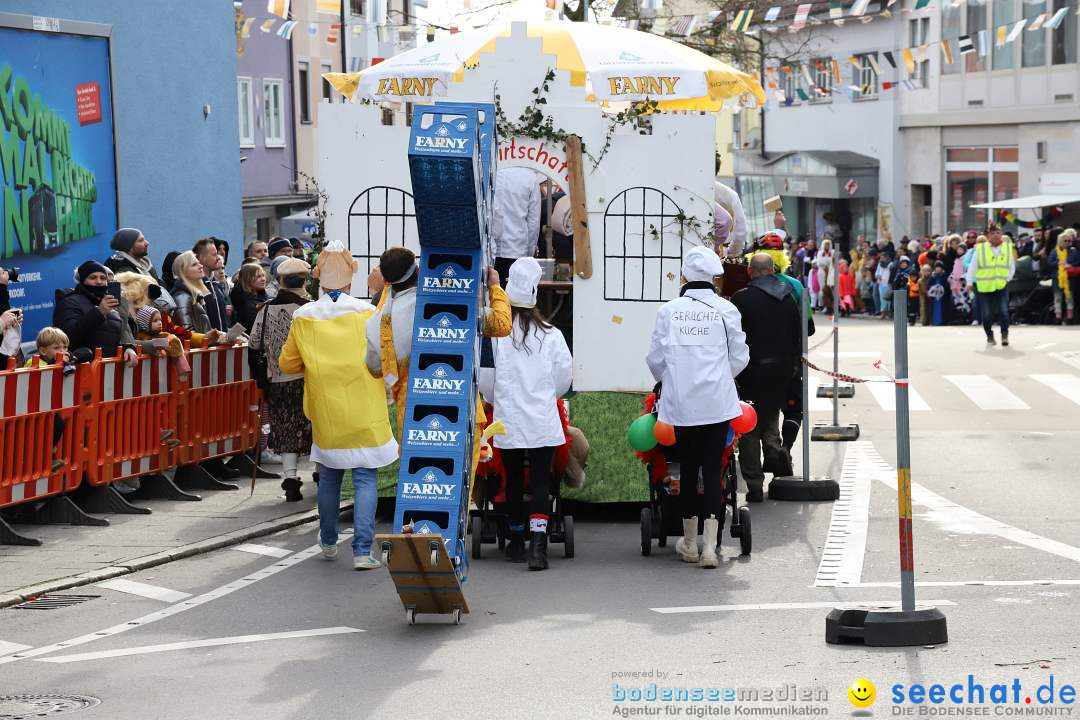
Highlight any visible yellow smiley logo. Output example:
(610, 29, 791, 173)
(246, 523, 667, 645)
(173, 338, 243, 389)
(848, 679, 876, 709)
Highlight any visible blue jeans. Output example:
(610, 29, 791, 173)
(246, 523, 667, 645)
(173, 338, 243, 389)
(316, 464, 378, 557)
(978, 288, 1010, 338)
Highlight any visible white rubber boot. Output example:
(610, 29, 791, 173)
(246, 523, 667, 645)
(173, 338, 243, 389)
(675, 517, 699, 563)
(700, 516, 719, 569)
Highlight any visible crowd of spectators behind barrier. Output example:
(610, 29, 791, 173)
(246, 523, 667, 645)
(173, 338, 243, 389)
(765, 224, 1080, 327)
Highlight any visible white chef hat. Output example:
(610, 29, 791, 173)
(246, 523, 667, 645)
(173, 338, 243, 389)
(681, 246, 725, 283)
(506, 257, 543, 308)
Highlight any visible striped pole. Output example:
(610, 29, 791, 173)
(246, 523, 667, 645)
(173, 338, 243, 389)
(893, 287, 916, 612)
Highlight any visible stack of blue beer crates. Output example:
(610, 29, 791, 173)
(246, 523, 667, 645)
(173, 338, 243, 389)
(393, 102, 497, 581)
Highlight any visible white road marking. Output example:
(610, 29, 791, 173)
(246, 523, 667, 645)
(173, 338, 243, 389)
(96, 579, 192, 604)
(814, 444, 873, 587)
(844, 579, 1080, 588)
(864, 376, 930, 411)
(1033, 343, 1057, 351)
(233, 543, 293, 559)
(650, 600, 957, 614)
(0, 543, 327, 666)
(856, 441, 1080, 564)
(944, 374, 1030, 410)
(36, 627, 363, 664)
(1030, 374, 1080, 407)
(1050, 351, 1080, 371)
(0, 641, 32, 656)
(806, 377, 837, 412)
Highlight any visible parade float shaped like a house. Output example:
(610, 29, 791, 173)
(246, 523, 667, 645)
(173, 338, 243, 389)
(318, 22, 744, 501)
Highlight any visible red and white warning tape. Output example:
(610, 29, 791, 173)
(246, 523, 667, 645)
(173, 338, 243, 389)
(802, 356, 907, 385)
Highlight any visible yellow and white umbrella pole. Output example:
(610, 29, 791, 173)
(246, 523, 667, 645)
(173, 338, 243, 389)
(825, 285, 949, 647)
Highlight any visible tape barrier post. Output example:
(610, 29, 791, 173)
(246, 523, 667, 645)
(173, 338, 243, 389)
(825, 286, 947, 646)
(769, 283, 839, 501)
(811, 248, 859, 442)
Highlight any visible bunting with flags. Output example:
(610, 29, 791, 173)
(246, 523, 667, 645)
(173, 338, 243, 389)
(260, 18, 276, 33)
(267, 0, 290, 19)
(765, 6, 781, 22)
(1044, 6, 1069, 28)
(276, 20, 298, 39)
(791, 3, 812, 31)
(941, 38, 954, 64)
(1006, 19, 1027, 41)
(958, 34, 974, 54)
(731, 9, 754, 32)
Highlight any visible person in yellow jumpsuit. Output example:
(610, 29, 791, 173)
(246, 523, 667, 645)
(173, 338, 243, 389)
(364, 247, 512, 497)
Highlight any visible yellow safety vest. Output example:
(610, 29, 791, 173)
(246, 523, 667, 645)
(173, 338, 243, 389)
(975, 241, 1012, 293)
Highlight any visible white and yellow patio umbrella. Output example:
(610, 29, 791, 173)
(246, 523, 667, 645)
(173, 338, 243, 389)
(324, 21, 764, 109)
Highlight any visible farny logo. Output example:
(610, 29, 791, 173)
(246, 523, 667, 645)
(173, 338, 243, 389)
(407, 417, 460, 444)
(413, 365, 466, 394)
(414, 124, 469, 151)
(422, 265, 475, 291)
(418, 315, 467, 341)
(403, 470, 454, 498)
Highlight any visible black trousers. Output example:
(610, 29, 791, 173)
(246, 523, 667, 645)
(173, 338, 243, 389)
(501, 446, 556, 531)
(673, 422, 729, 520)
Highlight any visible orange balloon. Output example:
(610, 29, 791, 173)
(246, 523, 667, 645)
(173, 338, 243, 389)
(654, 420, 676, 446)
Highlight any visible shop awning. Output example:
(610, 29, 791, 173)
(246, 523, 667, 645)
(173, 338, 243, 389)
(970, 194, 1080, 210)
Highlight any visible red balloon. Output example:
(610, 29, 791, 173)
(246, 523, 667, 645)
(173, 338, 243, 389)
(654, 420, 676, 446)
(730, 401, 757, 434)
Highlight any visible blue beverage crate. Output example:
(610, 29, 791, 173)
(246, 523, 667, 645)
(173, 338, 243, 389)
(413, 202, 485, 249)
(419, 250, 483, 298)
(408, 354, 475, 402)
(414, 306, 477, 351)
(402, 402, 472, 454)
(409, 108, 483, 207)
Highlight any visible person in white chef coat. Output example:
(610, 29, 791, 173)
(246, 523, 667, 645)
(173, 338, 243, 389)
(478, 257, 573, 572)
(646, 246, 750, 569)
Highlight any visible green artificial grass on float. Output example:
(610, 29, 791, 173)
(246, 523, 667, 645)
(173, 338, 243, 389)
(564, 391, 649, 504)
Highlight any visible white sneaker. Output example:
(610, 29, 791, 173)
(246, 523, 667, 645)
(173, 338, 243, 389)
(700, 516, 719, 569)
(354, 555, 381, 570)
(675, 517, 699, 563)
(261, 449, 283, 464)
(319, 542, 338, 560)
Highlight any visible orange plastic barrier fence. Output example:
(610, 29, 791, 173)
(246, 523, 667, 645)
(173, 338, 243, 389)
(177, 345, 259, 465)
(86, 350, 180, 487)
(0, 358, 90, 509)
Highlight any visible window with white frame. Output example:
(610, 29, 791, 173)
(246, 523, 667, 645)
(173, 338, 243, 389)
(812, 57, 833, 100)
(263, 78, 285, 147)
(237, 77, 254, 147)
(780, 63, 801, 104)
(1052, 0, 1077, 64)
(852, 54, 878, 98)
(909, 18, 930, 86)
(297, 61, 312, 124)
(965, 0, 988, 71)
(941, 1, 963, 74)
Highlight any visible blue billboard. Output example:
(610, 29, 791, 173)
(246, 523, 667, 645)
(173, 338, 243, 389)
(1, 24, 118, 335)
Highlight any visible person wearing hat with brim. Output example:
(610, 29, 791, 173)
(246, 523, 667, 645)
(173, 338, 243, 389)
(251, 257, 313, 501)
(646, 246, 749, 568)
(262, 237, 294, 299)
(477, 257, 572, 570)
(965, 222, 1016, 346)
(279, 242, 397, 569)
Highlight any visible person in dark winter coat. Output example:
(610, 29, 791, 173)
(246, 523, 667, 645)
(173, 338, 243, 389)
(731, 253, 802, 502)
(56, 260, 138, 365)
(230, 263, 269, 332)
(106, 227, 175, 313)
(192, 238, 230, 331)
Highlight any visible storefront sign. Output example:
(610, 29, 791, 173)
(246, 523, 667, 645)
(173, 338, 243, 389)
(1, 24, 118, 334)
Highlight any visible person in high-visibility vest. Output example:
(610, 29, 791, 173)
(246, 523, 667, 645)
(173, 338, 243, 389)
(965, 223, 1016, 346)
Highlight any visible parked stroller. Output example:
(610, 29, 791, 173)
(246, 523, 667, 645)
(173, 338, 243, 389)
(1008, 256, 1055, 325)
(635, 387, 751, 557)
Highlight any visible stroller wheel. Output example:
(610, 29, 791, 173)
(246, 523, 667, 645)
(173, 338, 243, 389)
(563, 515, 575, 558)
(470, 515, 483, 560)
(655, 505, 667, 547)
(738, 507, 752, 556)
(640, 507, 653, 556)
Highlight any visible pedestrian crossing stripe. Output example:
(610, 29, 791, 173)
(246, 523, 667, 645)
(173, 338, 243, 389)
(806, 373, 1080, 412)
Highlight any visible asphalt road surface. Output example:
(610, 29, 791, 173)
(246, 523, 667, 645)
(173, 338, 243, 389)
(2, 320, 1080, 720)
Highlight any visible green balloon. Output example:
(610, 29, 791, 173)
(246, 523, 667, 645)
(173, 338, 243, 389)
(628, 413, 658, 451)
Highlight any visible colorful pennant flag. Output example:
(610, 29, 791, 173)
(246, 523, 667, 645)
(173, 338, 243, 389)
(801, 64, 815, 88)
(941, 38, 954, 64)
(831, 59, 841, 83)
(308, 22, 318, 37)
(861, 82, 873, 95)
(848, 55, 860, 66)
(957, 34, 974, 54)
(1044, 7, 1069, 29)
(1027, 13, 1047, 29)
(829, 0, 843, 19)
(976, 29, 989, 56)
(276, 19, 297, 38)
(995, 24, 1007, 46)
(731, 9, 754, 32)
(902, 47, 915, 73)
(791, 3, 812, 31)
(260, 18, 276, 32)
(883, 50, 897, 67)
(883, 81, 895, 90)
(850, 0, 872, 16)
(867, 54, 881, 74)
(764, 6, 781, 22)
(241, 17, 255, 38)
(317, 0, 341, 13)
(1006, 19, 1026, 41)
(914, 0, 931, 8)
(267, 0, 290, 18)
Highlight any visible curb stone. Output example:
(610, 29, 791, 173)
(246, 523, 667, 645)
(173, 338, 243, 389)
(0, 502, 353, 609)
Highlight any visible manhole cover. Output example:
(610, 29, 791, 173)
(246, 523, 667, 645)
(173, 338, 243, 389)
(0, 694, 100, 719)
(12, 595, 99, 611)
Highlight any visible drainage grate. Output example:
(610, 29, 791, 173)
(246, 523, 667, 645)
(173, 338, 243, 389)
(12, 595, 99, 611)
(0, 694, 101, 719)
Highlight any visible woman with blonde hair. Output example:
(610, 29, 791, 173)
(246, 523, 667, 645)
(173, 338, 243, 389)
(170, 251, 212, 333)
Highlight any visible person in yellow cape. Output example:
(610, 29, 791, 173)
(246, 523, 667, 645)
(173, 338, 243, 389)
(364, 247, 511, 493)
(279, 241, 398, 571)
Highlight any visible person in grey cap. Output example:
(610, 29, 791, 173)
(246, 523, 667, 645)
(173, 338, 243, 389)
(646, 246, 749, 569)
(105, 227, 174, 310)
